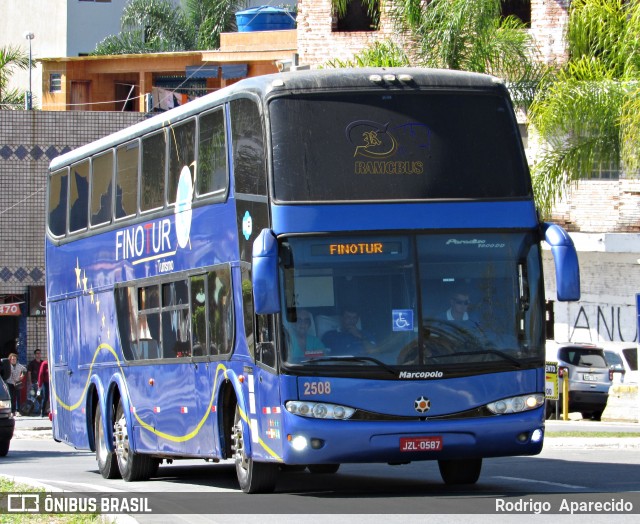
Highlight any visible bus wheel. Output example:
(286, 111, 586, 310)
(438, 458, 482, 485)
(95, 403, 120, 479)
(307, 464, 340, 474)
(114, 400, 159, 482)
(232, 405, 278, 493)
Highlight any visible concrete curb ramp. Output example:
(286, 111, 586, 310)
(602, 384, 639, 423)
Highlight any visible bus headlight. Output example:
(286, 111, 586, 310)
(286, 401, 355, 420)
(486, 394, 544, 414)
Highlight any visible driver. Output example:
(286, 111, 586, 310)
(322, 307, 376, 355)
(443, 287, 477, 326)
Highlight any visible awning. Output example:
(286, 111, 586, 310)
(185, 65, 220, 79)
(0, 302, 23, 316)
(221, 64, 248, 80)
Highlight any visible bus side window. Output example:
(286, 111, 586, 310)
(208, 266, 233, 356)
(256, 315, 276, 369)
(69, 160, 89, 232)
(49, 169, 68, 236)
(141, 130, 166, 212)
(168, 119, 196, 204)
(116, 141, 139, 219)
(230, 98, 266, 196)
(198, 108, 227, 199)
(91, 151, 113, 226)
(241, 265, 255, 359)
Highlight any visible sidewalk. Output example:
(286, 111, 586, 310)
(12, 413, 53, 439)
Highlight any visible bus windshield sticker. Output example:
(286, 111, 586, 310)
(392, 309, 414, 332)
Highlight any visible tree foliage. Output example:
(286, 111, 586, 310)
(529, 0, 640, 217)
(0, 45, 30, 108)
(92, 0, 247, 55)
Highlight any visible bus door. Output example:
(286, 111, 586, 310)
(250, 314, 284, 459)
(48, 299, 80, 446)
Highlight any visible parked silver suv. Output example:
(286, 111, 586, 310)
(546, 343, 612, 420)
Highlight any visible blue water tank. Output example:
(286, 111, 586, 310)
(235, 6, 296, 32)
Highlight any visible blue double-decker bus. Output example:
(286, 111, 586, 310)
(46, 68, 580, 493)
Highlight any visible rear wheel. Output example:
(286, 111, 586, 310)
(438, 458, 482, 485)
(95, 403, 120, 479)
(114, 400, 159, 481)
(232, 405, 278, 493)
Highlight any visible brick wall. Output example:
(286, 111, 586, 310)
(0, 111, 146, 362)
(297, 0, 397, 66)
(530, 0, 570, 65)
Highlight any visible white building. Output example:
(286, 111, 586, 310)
(1, 0, 131, 108)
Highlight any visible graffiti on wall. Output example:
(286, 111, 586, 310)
(566, 304, 637, 343)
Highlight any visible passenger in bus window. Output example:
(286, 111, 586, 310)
(288, 309, 325, 361)
(321, 307, 376, 356)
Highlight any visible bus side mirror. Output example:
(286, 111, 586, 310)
(252, 229, 281, 315)
(543, 222, 580, 302)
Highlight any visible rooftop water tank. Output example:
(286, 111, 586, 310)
(235, 5, 296, 32)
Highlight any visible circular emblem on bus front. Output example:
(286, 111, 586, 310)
(175, 165, 193, 249)
(414, 396, 431, 413)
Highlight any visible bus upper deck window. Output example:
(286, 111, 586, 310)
(141, 130, 167, 211)
(48, 168, 68, 236)
(198, 108, 227, 198)
(116, 141, 139, 219)
(168, 119, 195, 205)
(69, 160, 90, 232)
(91, 151, 113, 226)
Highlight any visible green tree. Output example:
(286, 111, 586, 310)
(0, 45, 30, 108)
(92, 0, 247, 55)
(529, 0, 640, 217)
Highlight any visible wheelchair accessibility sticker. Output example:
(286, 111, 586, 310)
(392, 309, 414, 332)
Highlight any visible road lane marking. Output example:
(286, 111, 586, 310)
(493, 476, 586, 489)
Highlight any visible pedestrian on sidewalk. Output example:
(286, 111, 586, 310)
(37, 360, 49, 418)
(6, 353, 26, 416)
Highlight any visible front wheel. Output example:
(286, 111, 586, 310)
(438, 458, 482, 485)
(114, 400, 159, 482)
(232, 405, 278, 493)
(0, 439, 10, 457)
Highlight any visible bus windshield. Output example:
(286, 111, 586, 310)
(280, 232, 544, 375)
(270, 92, 531, 202)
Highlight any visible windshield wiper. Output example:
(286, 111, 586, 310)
(431, 349, 522, 367)
(299, 355, 396, 374)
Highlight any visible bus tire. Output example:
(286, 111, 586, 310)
(95, 403, 120, 479)
(307, 464, 340, 474)
(114, 400, 159, 482)
(232, 405, 278, 493)
(438, 458, 482, 485)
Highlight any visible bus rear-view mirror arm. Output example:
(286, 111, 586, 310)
(252, 229, 281, 315)
(542, 222, 581, 302)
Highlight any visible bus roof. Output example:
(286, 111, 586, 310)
(49, 67, 507, 172)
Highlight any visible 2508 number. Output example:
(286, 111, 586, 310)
(303, 381, 331, 396)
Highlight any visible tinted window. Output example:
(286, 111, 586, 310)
(558, 348, 607, 368)
(116, 141, 138, 218)
(168, 119, 195, 205)
(230, 98, 266, 195)
(141, 131, 166, 211)
(270, 92, 530, 201)
(49, 169, 68, 236)
(91, 151, 113, 226)
(69, 160, 90, 232)
(198, 108, 227, 197)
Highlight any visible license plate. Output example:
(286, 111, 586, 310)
(583, 373, 598, 381)
(400, 436, 443, 452)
